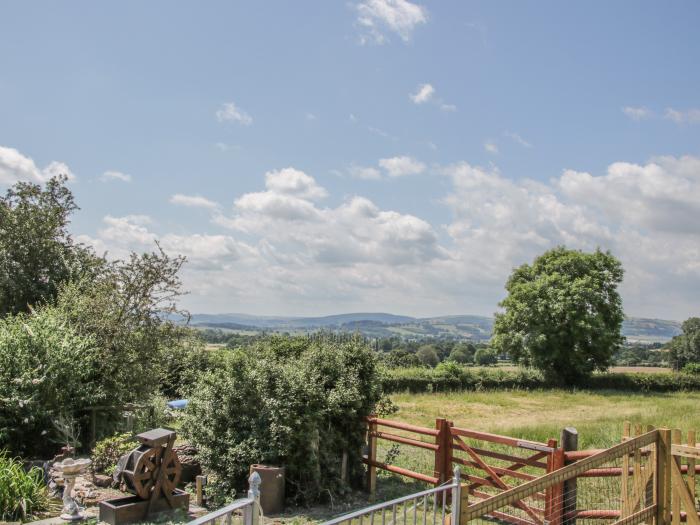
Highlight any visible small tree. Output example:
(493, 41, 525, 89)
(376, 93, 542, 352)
(669, 317, 700, 370)
(492, 247, 624, 384)
(0, 176, 101, 316)
(416, 344, 439, 367)
(448, 343, 474, 364)
(474, 348, 498, 366)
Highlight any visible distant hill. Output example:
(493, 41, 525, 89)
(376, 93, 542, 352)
(190, 312, 682, 343)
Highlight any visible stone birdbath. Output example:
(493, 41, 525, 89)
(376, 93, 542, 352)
(53, 457, 92, 521)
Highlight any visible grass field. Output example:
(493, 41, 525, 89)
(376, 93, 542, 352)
(389, 389, 700, 448)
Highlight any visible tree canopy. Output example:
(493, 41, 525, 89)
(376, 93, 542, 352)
(669, 317, 700, 370)
(492, 247, 625, 384)
(0, 176, 101, 316)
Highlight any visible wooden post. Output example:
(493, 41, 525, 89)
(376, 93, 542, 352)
(195, 475, 206, 507)
(657, 429, 672, 525)
(672, 429, 682, 525)
(622, 422, 631, 517)
(90, 408, 97, 450)
(545, 438, 564, 525)
(561, 427, 579, 525)
(367, 416, 377, 500)
(435, 418, 452, 484)
(688, 430, 696, 512)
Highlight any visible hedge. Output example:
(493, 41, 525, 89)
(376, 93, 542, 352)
(381, 365, 700, 393)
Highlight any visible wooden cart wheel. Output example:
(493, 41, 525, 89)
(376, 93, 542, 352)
(129, 447, 183, 500)
(130, 447, 161, 499)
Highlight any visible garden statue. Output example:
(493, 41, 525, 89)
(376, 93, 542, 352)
(53, 457, 92, 521)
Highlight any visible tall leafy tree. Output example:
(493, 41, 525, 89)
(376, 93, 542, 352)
(492, 247, 625, 384)
(668, 317, 700, 370)
(0, 176, 100, 316)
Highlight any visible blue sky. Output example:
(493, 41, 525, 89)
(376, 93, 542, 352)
(1, 1, 699, 319)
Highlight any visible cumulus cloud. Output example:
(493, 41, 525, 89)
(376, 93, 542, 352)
(78, 157, 700, 318)
(101, 170, 132, 183)
(216, 102, 253, 125)
(355, 0, 427, 44)
(410, 83, 434, 104)
(348, 165, 383, 180)
(379, 156, 426, 177)
(170, 193, 220, 210)
(504, 131, 532, 148)
(409, 83, 456, 111)
(664, 107, 700, 124)
(0, 146, 75, 184)
(622, 106, 653, 121)
(441, 155, 700, 318)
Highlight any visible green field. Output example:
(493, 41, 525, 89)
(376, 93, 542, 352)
(365, 390, 700, 500)
(389, 389, 700, 448)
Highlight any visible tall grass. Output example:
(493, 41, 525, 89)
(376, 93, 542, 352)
(0, 450, 49, 522)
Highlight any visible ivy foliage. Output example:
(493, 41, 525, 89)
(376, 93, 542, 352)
(182, 335, 382, 505)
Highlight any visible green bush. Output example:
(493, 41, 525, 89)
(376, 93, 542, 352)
(381, 366, 700, 393)
(0, 308, 102, 456)
(91, 433, 138, 475)
(0, 450, 49, 521)
(682, 363, 700, 375)
(182, 335, 381, 505)
(474, 348, 498, 366)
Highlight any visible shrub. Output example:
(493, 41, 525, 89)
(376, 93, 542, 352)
(381, 366, 700, 393)
(182, 335, 381, 505)
(92, 433, 138, 475)
(682, 363, 700, 375)
(474, 348, 498, 366)
(0, 450, 49, 521)
(0, 308, 102, 457)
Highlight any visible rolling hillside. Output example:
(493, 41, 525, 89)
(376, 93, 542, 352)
(191, 312, 682, 343)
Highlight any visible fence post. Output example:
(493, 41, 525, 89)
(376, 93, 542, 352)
(435, 418, 452, 484)
(671, 429, 681, 525)
(195, 475, 206, 507)
(561, 427, 579, 525)
(245, 471, 262, 525)
(452, 466, 462, 525)
(545, 438, 564, 525)
(367, 416, 377, 500)
(657, 429, 672, 525)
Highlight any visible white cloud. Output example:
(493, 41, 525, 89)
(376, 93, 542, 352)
(441, 155, 700, 318)
(101, 170, 132, 183)
(410, 83, 434, 104)
(484, 141, 498, 154)
(409, 83, 456, 112)
(216, 102, 253, 125)
(379, 156, 426, 177)
(622, 106, 653, 121)
(348, 165, 383, 180)
(170, 193, 220, 210)
(664, 107, 700, 124)
(355, 0, 428, 44)
(0, 146, 75, 184)
(264, 167, 328, 200)
(77, 157, 700, 319)
(503, 131, 532, 148)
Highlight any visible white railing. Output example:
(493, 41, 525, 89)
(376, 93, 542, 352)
(187, 472, 263, 525)
(321, 467, 462, 525)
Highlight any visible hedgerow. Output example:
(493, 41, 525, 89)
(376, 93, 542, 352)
(182, 335, 381, 505)
(381, 366, 700, 393)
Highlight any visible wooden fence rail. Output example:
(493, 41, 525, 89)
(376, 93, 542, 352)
(364, 418, 700, 525)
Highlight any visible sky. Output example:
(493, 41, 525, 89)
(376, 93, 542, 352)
(1, 1, 699, 320)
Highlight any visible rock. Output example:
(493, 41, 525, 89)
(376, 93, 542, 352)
(173, 443, 201, 483)
(93, 474, 113, 488)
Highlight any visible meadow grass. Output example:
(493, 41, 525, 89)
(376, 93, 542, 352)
(388, 389, 700, 448)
